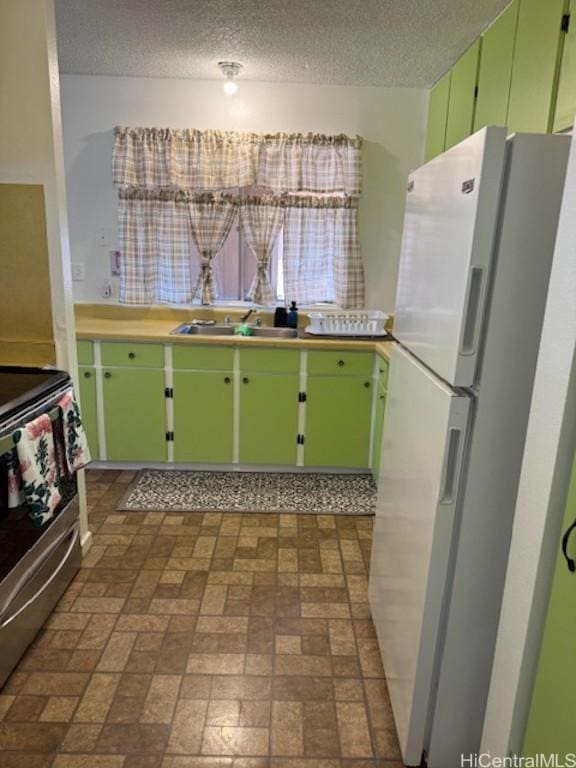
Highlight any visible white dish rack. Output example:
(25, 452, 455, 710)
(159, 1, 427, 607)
(306, 310, 389, 337)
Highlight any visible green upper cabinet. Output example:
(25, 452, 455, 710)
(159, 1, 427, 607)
(554, 0, 576, 132)
(78, 367, 99, 460)
(425, 71, 451, 162)
(305, 376, 372, 468)
(239, 373, 299, 465)
(173, 371, 233, 464)
(522, 450, 576, 759)
(445, 39, 481, 149)
(474, 0, 520, 131)
(508, 0, 569, 134)
(102, 367, 166, 462)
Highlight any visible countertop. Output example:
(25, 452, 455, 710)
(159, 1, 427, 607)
(75, 305, 393, 361)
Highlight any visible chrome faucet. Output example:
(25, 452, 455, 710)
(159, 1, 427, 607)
(255, 316, 263, 327)
(224, 315, 231, 326)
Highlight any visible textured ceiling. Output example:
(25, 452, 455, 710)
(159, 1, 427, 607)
(55, 0, 510, 88)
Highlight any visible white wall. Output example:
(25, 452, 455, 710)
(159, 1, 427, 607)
(481, 131, 576, 756)
(61, 75, 427, 310)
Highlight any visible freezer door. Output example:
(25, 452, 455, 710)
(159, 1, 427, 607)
(394, 127, 507, 387)
(368, 344, 470, 766)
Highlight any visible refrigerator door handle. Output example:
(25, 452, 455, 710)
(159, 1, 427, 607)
(439, 428, 462, 504)
(460, 266, 484, 356)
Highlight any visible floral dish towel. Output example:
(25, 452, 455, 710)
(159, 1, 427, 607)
(58, 388, 91, 472)
(10, 413, 62, 527)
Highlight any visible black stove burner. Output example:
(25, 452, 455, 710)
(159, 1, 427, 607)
(0, 367, 70, 424)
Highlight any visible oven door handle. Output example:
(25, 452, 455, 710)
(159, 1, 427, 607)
(0, 525, 79, 629)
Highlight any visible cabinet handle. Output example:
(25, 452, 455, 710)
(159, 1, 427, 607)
(224, 376, 231, 384)
(243, 377, 249, 384)
(104, 372, 111, 379)
(83, 371, 91, 379)
(379, 394, 385, 400)
(379, 368, 384, 374)
(337, 360, 345, 368)
(128, 352, 136, 359)
(562, 520, 576, 573)
(364, 381, 370, 389)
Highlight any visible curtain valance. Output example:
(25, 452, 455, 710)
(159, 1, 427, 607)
(113, 126, 362, 196)
(118, 187, 358, 208)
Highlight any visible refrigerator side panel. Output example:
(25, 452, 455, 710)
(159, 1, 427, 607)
(394, 127, 507, 388)
(368, 344, 470, 766)
(427, 133, 571, 768)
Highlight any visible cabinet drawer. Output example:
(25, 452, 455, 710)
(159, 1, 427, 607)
(308, 350, 373, 377)
(77, 340, 93, 366)
(101, 342, 164, 368)
(240, 348, 299, 374)
(377, 358, 389, 391)
(173, 345, 234, 371)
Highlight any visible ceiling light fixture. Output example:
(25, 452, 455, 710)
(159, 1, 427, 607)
(218, 61, 242, 95)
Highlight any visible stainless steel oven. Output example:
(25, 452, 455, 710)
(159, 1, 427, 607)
(0, 367, 82, 689)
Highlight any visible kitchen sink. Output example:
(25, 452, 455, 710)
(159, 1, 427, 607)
(170, 322, 298, 339)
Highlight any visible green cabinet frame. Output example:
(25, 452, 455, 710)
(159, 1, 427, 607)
(239, 373, 300, 465)
(474, 0, 520, 132)
(102, 367, 166, 462)
(173, 371, 234, 463)
(445, 39, 481, 150)
(78, 366, 99, 460)
(304, 376, 372, 468)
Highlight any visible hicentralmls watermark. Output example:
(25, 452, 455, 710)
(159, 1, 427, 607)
(461, 755, 576, 768)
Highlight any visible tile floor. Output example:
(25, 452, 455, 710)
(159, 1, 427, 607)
(0, 469, 403, 768)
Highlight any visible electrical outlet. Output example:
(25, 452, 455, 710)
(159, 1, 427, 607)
(71, 262, 85, 281)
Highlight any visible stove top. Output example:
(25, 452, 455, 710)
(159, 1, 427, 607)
(0, 367, 71, 424)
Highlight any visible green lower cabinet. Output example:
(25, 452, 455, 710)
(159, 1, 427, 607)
(78, 367, 99, 460)
(305, 377, 372, 468)
(239, 373, 299, 465)
(522, 450, 576, 758)
(102, 368, 166, 462)
(173, 371, 233, 463)
(371, 385, 387, 480)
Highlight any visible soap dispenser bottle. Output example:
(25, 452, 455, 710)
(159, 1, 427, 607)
(287, 301, 298, 329)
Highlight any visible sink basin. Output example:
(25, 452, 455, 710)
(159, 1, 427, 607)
(170, 322, 298, 339)
(171, 323, 235, 336)
(248, 327, 298, 338)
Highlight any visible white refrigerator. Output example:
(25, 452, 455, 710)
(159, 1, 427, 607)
(368, 127, 571, 767)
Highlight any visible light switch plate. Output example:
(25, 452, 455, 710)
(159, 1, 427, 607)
(71, 262, 85, 281)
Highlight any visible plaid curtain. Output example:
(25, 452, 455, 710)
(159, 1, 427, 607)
(241, 205, 285, 305)
(113, 127, 260, 190)
(187, 200, 237, 304)
(283, 204, 364, 308)
(257, 134, 362, 195)
(118, 194, 198, 304)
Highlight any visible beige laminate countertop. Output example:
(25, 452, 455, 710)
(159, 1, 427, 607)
(75, 309, 394, 362)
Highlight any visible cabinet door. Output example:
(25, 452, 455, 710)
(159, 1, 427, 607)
(305, 377, 372, 468)
(508, 0, 569, 133)
(371, 386, 386, 480)
(239, 373, 299, 465)
(474, 0, 519, 131)
(445, 39, 481, 149)
(522, 451, 576, 758)
(102, 368, 166, 462)
(78, 367, 99, 460)
(425, 72, 451, 162)
(173, 371, 233, 463)
(554, 0, 576, 132)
